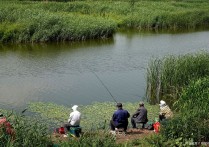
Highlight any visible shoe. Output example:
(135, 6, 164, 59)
(63, 134, 68, 138)
(110, 130, 116, 135)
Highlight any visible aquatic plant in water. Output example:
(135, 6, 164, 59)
(29, 101, 159, 130)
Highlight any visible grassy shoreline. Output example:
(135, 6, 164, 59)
(1, 0, 209, 43)
(0, 101, 159, 146)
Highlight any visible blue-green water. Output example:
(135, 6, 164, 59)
(1, 30, 209, 109)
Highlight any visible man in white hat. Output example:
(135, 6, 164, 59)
(63, 105, 81, 132)
(159, 100, 173, 121)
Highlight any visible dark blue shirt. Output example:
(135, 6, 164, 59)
(112, 109, 130, 125)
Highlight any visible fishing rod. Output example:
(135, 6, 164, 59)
(86, 66, 118, 104)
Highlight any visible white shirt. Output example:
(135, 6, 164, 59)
(68, 110, 81, 126)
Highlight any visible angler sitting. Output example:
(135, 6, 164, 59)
(110, 103, 130, 133)
(131, 102, 148, 129)
(159, 100, 173, 121)
(62, 105, 81, 135)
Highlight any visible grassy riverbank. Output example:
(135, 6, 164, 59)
(1, 0, 209, 43)
(0, 102, 159, 146)
(29, 102, 159, 130)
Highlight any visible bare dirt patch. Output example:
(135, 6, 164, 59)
(116, 128, 154, 144)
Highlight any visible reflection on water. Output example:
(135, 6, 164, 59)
(0, 30, 209, 109)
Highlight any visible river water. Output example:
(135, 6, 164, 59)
(0, 30, 209, 109)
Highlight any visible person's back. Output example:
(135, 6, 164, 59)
(113, 109, 130, 125)
(68, 105, 81, 126)
(62, 105, 81, 133)
(135, 106, 148, 123)
(160, 105, 173, 119)
(69, 109, 81, 126)
(159, 100, 173, 120)
(131, 102, 148, 129)
(110, 103, 130, 132)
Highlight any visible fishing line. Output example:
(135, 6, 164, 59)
(86, 66, 118, 104)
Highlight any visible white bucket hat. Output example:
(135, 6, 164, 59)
(72, 105, 78, 111)
(159, 100, 166, 107)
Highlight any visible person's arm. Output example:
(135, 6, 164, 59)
(132, 109, 140, 117)
(112, 113, 116, 121)
(127, 111, 130, 118)
(68, 112, 73, 123)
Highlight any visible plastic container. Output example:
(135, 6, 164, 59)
(153, 122, 160, 133)
(58, 127, 65, 134)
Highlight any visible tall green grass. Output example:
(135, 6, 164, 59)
(161, 77, 209, 144)
(131, 77, 209, 146)
(146, 52, 209, 105)
(1, 0, 209, 43)
(0, 112, 53, 146)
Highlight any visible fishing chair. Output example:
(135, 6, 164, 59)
(115, 123, 126, 135)
(69, 126, 82, 137)
(136, 122, 146, 129)
(115, 128, 126, 136)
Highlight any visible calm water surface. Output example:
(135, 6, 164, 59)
(1, 30, 209, 109)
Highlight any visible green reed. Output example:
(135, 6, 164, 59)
(1, 0, 209, 43)
(146, 52, 209, 105)
(161, 77, 209, 144)
(130, 77, 209, 146)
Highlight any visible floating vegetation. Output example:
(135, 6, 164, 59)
(29, 101, 159, 130)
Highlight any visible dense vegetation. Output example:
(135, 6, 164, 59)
(0, 111, 53, 146)
(146, 52, 209, 105)
(1, 0, 209, 43)
(161, 77, 209, 144)
(145, 52, 209, 146)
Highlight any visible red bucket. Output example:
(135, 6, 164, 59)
(58, 127, 65, 134)
(153, 122, 160, 133)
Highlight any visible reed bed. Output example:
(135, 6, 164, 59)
(146, 52, 209, 105)
(0, 1, 116, 43)
(1, 0, 209, 43)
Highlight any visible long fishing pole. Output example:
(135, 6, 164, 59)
(86, 66, 118, 104)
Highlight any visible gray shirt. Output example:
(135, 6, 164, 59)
(132, 106, 148, 123)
